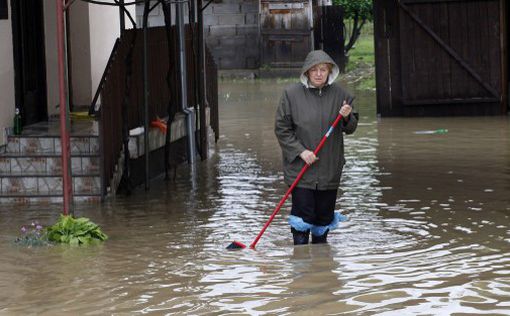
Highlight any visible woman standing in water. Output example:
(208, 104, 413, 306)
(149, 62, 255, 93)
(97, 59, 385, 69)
(275, 50, 357, 245)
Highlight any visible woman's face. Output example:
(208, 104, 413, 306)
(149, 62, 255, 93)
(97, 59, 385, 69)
(307, 63, 331, 88)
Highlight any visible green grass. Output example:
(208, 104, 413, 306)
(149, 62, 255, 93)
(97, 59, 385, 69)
(342, 26, 376, 91)
(345, 33, 375, 72)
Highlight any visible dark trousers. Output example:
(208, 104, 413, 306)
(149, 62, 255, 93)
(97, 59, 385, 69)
(291, 187, 338, 227)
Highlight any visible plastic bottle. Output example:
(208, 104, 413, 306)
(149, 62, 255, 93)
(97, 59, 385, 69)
(414, 129, 448, 135)
(13, 107, 22, 135)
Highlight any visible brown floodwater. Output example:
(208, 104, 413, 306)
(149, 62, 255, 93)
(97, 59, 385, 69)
(1, 79, 510, 315)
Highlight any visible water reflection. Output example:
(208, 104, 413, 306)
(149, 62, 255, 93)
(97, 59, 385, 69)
(1, 79, 510, 314)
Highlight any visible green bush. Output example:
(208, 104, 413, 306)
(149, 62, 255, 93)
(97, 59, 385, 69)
(46, 215, 108, 245)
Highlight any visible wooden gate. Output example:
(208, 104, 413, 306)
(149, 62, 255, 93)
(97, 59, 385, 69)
(374, 0, 507, 116)
(260, 0, 314, 68)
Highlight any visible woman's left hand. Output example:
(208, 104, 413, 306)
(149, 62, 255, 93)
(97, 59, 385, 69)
(339, 100, 352, 117)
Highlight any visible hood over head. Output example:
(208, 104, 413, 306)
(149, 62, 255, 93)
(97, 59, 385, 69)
(299, 50, 340, 88)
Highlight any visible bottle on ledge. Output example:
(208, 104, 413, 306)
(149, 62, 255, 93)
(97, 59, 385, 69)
(13, 107, 22, 135)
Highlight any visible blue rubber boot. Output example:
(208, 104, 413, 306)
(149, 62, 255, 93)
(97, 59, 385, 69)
(311, 229, 329, 244)
(291, 227, 310, 245)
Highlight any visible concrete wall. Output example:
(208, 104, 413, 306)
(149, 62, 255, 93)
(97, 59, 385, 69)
(204, 0, 260, 69)
(43, 1, 59, 116)
(44, 1, 134, 109)
(134, 0, 260, 70)
(89, 4, 124, 97)
(0, 0, 14, 146)
(69, 1, 92, 106)
(134, 1, 191, 27)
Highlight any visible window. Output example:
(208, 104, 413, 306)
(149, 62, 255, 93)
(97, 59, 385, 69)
(0, 0, 7, 20)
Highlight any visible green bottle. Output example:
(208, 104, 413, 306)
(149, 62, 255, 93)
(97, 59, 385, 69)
(13, 107, 22, 135)
(435, 128, 448, 134)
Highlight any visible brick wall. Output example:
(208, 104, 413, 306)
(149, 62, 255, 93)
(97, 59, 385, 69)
(203, 0, 260, 69)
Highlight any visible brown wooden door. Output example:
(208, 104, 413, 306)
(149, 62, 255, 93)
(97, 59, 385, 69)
(375, 0, 506, 116)
(260, 0, 313, 68)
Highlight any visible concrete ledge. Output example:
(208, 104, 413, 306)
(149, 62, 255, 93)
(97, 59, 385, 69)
(128, 112, 189, 159)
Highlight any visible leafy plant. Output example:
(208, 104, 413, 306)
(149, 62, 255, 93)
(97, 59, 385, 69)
(46, 215, 108, 245)
(15, 221, 50, 247)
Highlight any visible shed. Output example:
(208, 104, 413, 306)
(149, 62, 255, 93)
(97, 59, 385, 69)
(374, 0, 508, 116)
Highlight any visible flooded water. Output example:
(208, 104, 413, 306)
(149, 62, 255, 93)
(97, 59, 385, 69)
(1, 79, 510, 315)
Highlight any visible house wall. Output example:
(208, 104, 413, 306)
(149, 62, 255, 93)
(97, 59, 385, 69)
(69, 1, 92, 106)
(89, 4, 123, 98)
(0, 0, 14, 146)
(43, 1, 59, 116)
(42, 1, 134, 111)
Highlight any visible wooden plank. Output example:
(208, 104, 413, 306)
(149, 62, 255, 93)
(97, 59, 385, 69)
(439, 2, 451, 98)
(374, 0, 392, 115)
(468, 0, 484, 98)
(399, 2, 500, 98)
(389, 1, 404, 115)
(478, 1, 490, 95)
(398, 2, 413, 100)
(488, 1, 502, 96)
(500, 0, 508, 113)
(401, 0, 483, 3)
(447, 1, 462, 98)
(402, 97, 499, 106)
(423, 3, 436, 100)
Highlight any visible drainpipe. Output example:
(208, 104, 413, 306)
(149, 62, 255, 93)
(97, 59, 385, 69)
(143, 0, 150, 190)
(56, 0, 73, 215)
(119, 0, 125, 34)
(176, 0, 197, 164)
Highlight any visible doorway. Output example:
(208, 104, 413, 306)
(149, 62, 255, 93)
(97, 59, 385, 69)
(11, 0, 48, 126)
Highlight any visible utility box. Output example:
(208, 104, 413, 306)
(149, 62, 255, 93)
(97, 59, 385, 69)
(260, 0, 314, 69)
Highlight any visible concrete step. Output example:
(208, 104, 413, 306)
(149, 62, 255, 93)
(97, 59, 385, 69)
(0, 154, 99, 175)
(4, 135, 99, 155)
(0, 175, 101, 196)
(0, 195, 101, 205)
(0, 120, 102, 205)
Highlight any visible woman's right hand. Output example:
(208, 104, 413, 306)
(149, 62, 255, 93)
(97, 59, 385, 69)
(300, 150, 318, 165)
(340, 100, 352, 117)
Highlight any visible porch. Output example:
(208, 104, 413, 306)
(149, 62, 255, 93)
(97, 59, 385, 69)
(0, 106, 202, 204)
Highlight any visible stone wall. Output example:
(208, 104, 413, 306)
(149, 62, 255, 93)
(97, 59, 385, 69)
(203, 0, 260, 69)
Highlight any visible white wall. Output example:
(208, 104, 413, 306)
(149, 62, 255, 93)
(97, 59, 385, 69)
(89, 4, 121, 95)
(0, 0, 15, 146)
(41, 1, 135, 115)
(43, 0, 59, 116)
(69, 1, 92, 106)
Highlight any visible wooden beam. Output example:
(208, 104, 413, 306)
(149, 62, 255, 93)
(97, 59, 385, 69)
(402, 97, 499, 106)
(401, 0, 484, 4)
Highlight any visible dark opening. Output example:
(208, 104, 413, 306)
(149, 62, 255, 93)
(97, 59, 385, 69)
(11, 0, 48, 126)
(0, 0, 7, 20)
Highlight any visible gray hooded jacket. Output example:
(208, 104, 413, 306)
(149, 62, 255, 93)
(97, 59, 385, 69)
(275, 50, 357, 190)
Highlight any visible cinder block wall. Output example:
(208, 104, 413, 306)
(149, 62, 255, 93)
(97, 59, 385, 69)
(203, 0, 260, 69)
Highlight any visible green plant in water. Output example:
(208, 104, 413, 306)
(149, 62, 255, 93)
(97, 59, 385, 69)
(46, 215, 108, 245)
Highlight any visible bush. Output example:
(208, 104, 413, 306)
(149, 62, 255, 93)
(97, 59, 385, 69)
(46, 215, 108, 245)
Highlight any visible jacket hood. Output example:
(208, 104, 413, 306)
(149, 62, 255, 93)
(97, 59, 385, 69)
(300, 50, 340, 88)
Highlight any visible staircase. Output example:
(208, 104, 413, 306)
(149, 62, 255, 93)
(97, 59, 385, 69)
(0, 119, 102, 204)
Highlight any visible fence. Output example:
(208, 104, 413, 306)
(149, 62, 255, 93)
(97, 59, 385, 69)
(98, 24, 218, 197)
